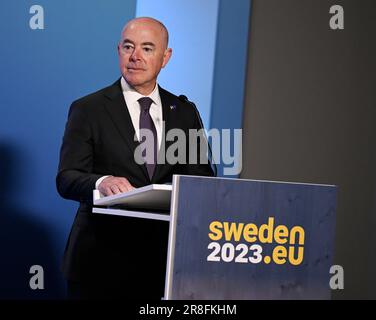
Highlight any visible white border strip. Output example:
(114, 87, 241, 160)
(92, 207, 170, 222)
(164, 175, 180, 300)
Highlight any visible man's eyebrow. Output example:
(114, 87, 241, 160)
(141, 42, 155, 47)
(121, 39, 156, 47)
(121, 39, 134, 45)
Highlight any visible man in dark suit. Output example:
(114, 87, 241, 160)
(56, 17, 214, 299)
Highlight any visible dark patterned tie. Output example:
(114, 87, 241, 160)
(138, 97, 157, 179)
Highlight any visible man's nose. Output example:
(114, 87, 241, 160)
(130, 47, 141, 61)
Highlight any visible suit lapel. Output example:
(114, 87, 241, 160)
(152, 86, 176, 182)
(103, 79, 149, 181)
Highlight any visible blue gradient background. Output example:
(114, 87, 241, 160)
(0, 0, 250, 298)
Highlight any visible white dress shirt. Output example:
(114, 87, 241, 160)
(96, 77, 164, 189)
(120, 77, 163, 150)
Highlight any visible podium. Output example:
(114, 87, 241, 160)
(93, 175, 337, 300)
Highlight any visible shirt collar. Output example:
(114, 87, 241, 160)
(121, 77, 160, 107)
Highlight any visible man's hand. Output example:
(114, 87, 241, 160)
(98, 176, 135, 196)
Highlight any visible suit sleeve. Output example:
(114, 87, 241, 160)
(185, 105, 215, 177)
(56, 101, 102, 204)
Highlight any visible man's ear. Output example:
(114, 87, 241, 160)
(162, 48, 172, 68)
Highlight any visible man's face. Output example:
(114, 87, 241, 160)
(118, 19, 172, 95)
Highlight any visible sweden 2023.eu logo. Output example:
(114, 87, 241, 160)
(207, 217, 305, 266)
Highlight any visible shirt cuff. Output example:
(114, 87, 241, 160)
(95, 175, 111, 189)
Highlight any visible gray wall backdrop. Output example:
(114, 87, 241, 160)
(241, 0, 376, 299)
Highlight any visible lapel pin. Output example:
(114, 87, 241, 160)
(170, 105, 176, 110)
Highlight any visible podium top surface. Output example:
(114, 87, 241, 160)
(93, 184, 172, 210)
(174, 174, 337, 188)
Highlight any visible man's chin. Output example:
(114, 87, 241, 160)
(124, 76, 143, 87)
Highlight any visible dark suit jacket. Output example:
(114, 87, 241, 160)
(56, 79, 214, 295)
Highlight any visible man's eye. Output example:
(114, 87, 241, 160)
(143, 47, 153, 52)
(123, 44, 134, 51)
